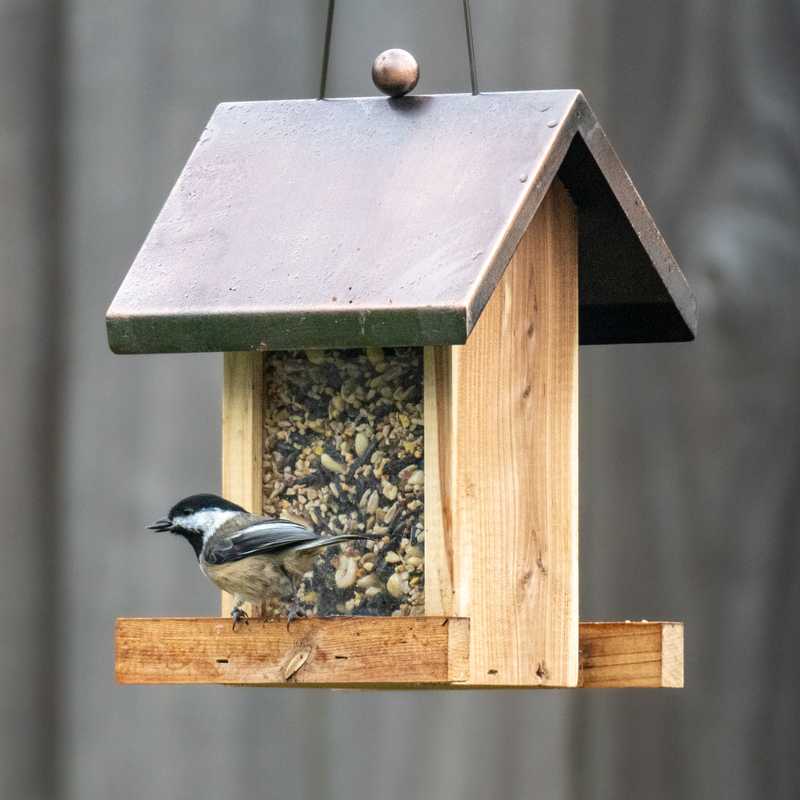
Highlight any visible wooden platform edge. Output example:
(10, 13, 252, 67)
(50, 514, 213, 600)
(116, 618, 682, 688)
(579, 621, 684, 688)
(116, 616, 470, 687)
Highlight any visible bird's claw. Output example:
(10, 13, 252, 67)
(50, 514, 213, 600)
(231, 607, 249, 631)
(285, 600, 306, 631)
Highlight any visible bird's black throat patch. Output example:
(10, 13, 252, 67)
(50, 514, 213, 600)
(172, 526, 204, 559)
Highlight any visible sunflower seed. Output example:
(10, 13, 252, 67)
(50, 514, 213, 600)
(386, 571, 409, 598)
(320, 453, 346, 474)
(335, 556, 357, 589)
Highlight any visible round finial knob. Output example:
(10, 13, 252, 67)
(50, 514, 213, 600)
(371, 49, 419, 98)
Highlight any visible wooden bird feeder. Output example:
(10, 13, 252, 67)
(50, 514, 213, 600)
(107, 86, 694, 689)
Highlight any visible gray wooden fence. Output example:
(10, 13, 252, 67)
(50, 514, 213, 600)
(2, 1, 798, 798)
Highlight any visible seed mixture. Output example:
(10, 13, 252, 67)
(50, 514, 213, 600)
(262, 347, 424, 617)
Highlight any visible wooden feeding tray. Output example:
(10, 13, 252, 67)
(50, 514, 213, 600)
(107, 90, 694, 689)
(116, 618, 683, 688)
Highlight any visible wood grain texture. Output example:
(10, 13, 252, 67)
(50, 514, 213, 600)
(451, 179, 579, 686)
(423, 346, 455, 616)
(115, 619, 682, 687)
(221, 352, 264, 617)
(579, 622, 684, 688)
(116, 617, 469, 686)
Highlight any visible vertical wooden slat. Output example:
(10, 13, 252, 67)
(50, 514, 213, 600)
(423, 346, 455, 616)
(438, 179, 579, 686)
(221, 352, 264, 617)
(0, 4, 61, 796)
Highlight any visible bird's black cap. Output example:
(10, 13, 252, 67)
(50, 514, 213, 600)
(167, 494, 247, 520)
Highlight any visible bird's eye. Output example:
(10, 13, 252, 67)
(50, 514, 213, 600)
(182, 509, 192, 516)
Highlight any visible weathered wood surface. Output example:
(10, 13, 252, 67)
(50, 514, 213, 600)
(431, 180, 579, 687)
(0, 4, 60, 799)
(116, 618, 681, 687)
(221, 352, 264, 618)
(579, 622, 683, 688)
(116, 617, 469, 686)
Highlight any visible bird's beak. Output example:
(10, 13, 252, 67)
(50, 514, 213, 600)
(147, 517, 174, 532)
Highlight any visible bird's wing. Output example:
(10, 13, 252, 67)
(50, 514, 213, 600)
(203, 518, 320, 565)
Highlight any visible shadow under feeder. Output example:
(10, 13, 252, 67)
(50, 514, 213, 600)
(107, 87, 695, 689)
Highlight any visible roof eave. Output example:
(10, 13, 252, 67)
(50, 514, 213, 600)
(106, 304, 469, 355)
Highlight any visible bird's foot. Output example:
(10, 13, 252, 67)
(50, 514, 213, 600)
(285, 599, 306, 631)
(231, 607, 249, 631)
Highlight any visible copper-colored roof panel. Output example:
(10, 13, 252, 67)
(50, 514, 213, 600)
(106, 90, 696, 353)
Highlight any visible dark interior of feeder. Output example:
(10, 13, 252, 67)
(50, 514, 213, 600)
(262, 348, 424, 617)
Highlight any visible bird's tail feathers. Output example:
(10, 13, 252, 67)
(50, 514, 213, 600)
(294, 533, 381, 554)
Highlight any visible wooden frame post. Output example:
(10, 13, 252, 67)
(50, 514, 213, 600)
(221, 352, 264, 618)
(425, 179, 579, 686)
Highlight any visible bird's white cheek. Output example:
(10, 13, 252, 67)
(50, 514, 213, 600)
(174, 509, 241, 539)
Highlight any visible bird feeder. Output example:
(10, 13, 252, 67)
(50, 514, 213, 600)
(108, 79, 694, 688)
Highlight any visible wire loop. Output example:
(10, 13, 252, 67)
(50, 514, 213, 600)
(317, 0, 480, 98)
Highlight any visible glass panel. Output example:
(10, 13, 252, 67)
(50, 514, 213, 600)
(262, 348, 424, 617)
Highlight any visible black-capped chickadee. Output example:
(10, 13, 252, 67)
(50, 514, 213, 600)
(148, 493, 376, 629)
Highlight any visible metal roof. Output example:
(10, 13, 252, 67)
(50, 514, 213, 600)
(106, 90, 696, 353)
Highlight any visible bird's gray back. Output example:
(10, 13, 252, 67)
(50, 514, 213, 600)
(202, 516, 319, 566)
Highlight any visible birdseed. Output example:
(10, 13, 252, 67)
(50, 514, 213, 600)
(262, 348, 424, 617)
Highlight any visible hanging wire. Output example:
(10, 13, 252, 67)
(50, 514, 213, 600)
(462, 0, 479, 94)
(319, 0, 479, 98)
(318, 0, 336, 99)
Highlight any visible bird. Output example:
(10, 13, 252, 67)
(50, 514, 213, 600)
(147, 493, 377, 629)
